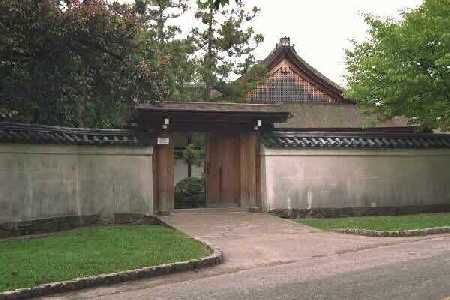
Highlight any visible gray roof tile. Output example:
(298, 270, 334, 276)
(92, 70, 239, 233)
(264, 130, 450, 149)
(0, 122, 151, 146)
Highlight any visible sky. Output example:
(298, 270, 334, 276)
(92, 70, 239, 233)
(118, 0, 423, 86)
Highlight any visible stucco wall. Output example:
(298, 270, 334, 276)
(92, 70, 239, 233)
(0, 144, 154, 224)
(276, 103, 408, 128)
(261, 147, 450, 213)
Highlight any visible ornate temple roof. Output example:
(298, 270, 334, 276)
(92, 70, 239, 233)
(262, 37, 344, 92)
(248, 37, 352, 104)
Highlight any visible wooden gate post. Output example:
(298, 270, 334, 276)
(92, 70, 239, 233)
(240, 131, 258, 209)
(154, 133, 174, 215)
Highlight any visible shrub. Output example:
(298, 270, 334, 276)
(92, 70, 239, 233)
(175, 177, 206, 209)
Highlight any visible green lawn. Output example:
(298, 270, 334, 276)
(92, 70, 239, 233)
(297, 213, 450, 231)
(0, 225, 210, 292)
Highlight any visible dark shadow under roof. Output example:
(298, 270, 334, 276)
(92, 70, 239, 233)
(135, 101, 291, 131)
(137, 101, 289, 114)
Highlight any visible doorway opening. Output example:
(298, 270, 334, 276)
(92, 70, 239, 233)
(173, 132, 207, 209)
(173, 131, 243, 209)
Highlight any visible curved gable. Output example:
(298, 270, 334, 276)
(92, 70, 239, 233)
(247, 37, 353, 104)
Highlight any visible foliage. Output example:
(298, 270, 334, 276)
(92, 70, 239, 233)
(345, 0, 450, 130)
(0, 0, 265, 126)
(134, 0, 196, 100)
(175, 177, 206, 208)
(181, 136, 205, 177)
(191, 0, 263, 99)
(216, 63, 268, 102)
(212, 0, 231, 9)
(297, 213, 450, 231)
(0, 225, 209, 292)
(0, 0, 162, 128)
(182, 143, 204, 168)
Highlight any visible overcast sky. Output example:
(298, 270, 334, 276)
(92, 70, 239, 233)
(118, 0, 422, 86)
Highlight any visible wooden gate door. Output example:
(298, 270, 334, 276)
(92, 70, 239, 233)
(206, 131, 241, 207)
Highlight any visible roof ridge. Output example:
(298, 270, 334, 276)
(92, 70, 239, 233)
(0, 122, 149, 146)
(0, 122, 131, 133)
(259, 37, 347, 99)
(161, 101, 284, 107)
(287, 47, 344, 91)
(264, 130, 450, 149)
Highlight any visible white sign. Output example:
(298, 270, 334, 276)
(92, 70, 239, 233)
(157, 137, 170, 145)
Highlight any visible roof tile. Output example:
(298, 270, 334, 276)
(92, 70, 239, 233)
(0, 122, 151, 146)
(264, 130, 450, 150)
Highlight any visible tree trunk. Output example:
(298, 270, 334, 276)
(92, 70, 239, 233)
(188, 163, 192, 178)
(205, 2, 214, 100)
(187, 135, 193, 177)
(77, 98, 86, 128)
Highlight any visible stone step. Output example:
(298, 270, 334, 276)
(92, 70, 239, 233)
(172, 207, 247, 214)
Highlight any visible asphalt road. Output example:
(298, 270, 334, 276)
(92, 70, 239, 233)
(218, 253, 450, 300)
(53, 235, 450, 300)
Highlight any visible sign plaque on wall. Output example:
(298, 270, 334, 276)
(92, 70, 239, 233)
(157, 137, 170, 145)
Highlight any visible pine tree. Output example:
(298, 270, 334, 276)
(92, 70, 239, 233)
(135, 0, 196, 100)
(192, 0, 263, 100)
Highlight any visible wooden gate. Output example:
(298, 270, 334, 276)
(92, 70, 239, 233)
(206, 131, 241, 207)
(206, 131, 259, 208)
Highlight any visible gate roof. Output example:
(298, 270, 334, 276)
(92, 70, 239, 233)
(135, 101, 291, 131)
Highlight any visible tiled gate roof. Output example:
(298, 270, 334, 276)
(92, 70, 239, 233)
(0, 122, 149, 146)
(264, 129, 450, 149)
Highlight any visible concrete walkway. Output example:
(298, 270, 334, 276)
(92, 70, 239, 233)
(46, 210, 450, 299)
(159, 210, 426, 270)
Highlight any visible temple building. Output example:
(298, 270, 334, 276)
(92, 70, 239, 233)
(246, 37, 408, 129)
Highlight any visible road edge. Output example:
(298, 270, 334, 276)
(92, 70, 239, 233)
(333, 226, 450, 237)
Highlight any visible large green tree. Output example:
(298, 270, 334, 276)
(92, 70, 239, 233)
(345, 0, 450, 130)
(192, 0, 263, 100)
(0, 0, 162, 128)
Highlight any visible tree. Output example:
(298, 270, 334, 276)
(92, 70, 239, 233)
(192, 0, 263, 100)
(135, 0, 188, 45)
(345, 0, 450, 130)
(182, 143, 203, 177)
(212, 0, 236, 10)
(215, 63, 267, 102)
(135, 0, 196, 100)
(0, 0, 162, 128)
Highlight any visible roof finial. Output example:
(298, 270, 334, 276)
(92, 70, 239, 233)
(279, 36, 290, 47)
